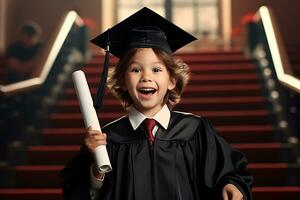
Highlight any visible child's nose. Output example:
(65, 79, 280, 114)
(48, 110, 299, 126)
(140, 70, 152, 82)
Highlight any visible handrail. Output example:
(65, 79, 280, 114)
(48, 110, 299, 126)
(253, 6, 300, 93)
(0, 11, 84, 96)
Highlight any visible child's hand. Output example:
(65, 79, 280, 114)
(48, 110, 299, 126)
(84, 126, 107, 154)
(222, 184, 243, 200)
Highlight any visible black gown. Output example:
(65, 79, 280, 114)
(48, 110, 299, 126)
(61, 111, 253, 200)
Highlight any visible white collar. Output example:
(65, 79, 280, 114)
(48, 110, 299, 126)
(128, 105, 170, 130)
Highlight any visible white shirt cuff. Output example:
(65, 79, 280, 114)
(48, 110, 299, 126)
(90, 164, 105, 200)
(90, 164, 104, 189)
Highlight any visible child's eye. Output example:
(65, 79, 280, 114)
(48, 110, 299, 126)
(130, 67, 141, 73)
(153, 67, 162, 72)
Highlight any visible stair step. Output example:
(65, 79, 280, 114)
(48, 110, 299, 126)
(52, 110, 268, 118)
(0, 188, 62, 200)
(13, 166, 62, 188)
(27, 146, 80, 165)
(232, 143, 296, 163)
(82, 73, 259, 86)
(5, 163, 300, 188)
(90, 52, 251, 64)
(63, 83, 262, 99)
(26, 143, 295, 165)
(63, 90, 263, 99)
(55, 96, 266, 112)
(1, 187, 300, 200)
(253, 186, 300, 200)
(82, 62, 257, 75)
(65, 84, 262, 93)
(217, 125, 276, 143)
(48, 109, 270, 127)
(248, 163, 300, 186)
(42, 125, 275, 145)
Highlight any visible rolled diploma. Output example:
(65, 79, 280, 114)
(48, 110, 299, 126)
(72, 70, 112, 173)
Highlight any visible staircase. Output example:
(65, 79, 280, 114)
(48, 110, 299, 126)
(0, 50, 300, 200)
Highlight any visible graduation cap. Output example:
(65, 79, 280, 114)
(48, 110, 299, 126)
(91, 7, 197, 109)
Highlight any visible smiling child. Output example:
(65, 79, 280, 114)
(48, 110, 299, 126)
(61, 7, 252, 200)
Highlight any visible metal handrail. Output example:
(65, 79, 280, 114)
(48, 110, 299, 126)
(254, 6, 300, 93)
(0, 11, 84, 96)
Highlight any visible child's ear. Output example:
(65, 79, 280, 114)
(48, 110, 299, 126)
(168, 77, 176, 90)
(120, 81, 127, 90)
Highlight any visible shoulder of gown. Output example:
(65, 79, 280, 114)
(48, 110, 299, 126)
(101, 110, 214, 143)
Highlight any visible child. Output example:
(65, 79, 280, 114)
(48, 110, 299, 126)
(61, 7, 252, 200)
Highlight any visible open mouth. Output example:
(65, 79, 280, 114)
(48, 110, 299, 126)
(138, 88, 157, 95)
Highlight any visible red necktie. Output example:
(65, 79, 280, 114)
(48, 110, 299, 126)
(143, 118, 157, 144)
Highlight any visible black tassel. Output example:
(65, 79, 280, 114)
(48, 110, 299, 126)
(93, 33, 110, 109)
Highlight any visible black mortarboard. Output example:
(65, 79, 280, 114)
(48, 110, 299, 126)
(90, 7, 197, 109)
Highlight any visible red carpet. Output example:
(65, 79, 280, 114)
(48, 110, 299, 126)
(1, 50, 299, 199)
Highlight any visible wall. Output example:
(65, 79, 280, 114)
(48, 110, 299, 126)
(232, 0, 300, 47)
(5, 0, 102, 47)
(5, 0, 300, 50)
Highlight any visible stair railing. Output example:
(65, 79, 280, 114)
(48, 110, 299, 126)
(246, 6, 300, 159)
(253, 6, 300, 93)
(0, 11, 84, 96)
(0, 10, 87, 167)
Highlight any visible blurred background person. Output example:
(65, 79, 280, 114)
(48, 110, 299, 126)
(3, 21, 43, 84)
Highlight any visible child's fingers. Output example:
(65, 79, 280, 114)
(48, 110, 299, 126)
(222, 184, 243, 200)
(84, 131, 108, 154)
(231, 192, 243, 200)
(87, 133, 107, 141)
(86, 127, 101, 135)
(88, 130, 102, 136)
(222, 191, 229, 200)
(92, 134, 107, 143)
(84, 126, 108, 153)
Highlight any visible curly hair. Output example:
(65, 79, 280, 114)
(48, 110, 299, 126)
(106, 48, 190, 110)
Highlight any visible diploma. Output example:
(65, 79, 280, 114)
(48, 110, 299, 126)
(72, 70, 112, 173)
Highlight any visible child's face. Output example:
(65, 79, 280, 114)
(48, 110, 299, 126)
(123, 48, 176, 116)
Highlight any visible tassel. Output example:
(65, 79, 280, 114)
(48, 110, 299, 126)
(93, 31, 110, 109)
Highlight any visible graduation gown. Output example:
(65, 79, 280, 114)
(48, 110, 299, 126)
(61, 111, 253, 200)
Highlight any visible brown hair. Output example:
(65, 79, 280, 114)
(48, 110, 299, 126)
(106, 48, 190, 110)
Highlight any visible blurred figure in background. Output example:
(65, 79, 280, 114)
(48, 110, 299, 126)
(0, 21, 43, 162)
(3, 21, 43, 84)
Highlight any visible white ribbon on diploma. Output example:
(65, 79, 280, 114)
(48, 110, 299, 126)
(72, 70, 112, 173)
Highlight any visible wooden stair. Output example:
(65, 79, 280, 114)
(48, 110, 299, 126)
(1, 50, 300, 200)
